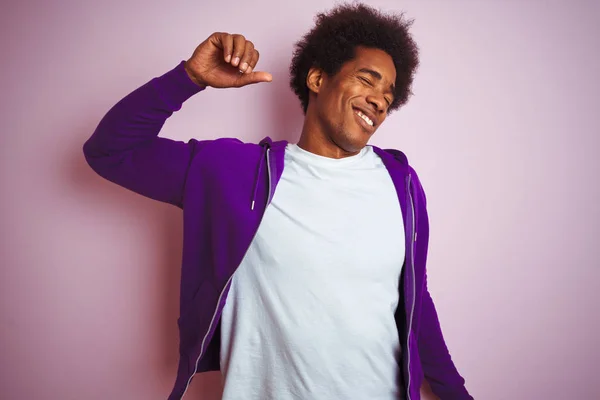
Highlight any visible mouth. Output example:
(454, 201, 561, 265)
(352, 107, 376, 132)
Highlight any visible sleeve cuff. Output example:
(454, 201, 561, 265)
(150, 60, 206, 111)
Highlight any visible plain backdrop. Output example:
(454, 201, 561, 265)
(1, 0, 599, 399)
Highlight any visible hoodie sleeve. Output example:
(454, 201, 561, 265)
(410, 168, 474, 400)
(418, 277, 473, 399)
(83, 61, 208, 208)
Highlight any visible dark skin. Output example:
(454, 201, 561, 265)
(184, 34, 396, 159)
(298, 46, 397, 158)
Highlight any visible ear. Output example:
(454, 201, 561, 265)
(306, 67, 324, 94)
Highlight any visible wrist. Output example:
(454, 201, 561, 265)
(184, 61, 207, 89)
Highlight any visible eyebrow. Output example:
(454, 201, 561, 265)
(357, 68, 395, 94)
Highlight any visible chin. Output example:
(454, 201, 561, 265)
(337, 132, 369, 153)
(327, 120, 371, 154)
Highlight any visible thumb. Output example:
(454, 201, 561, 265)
(238, 71, 273, 86)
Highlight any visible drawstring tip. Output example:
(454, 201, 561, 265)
(251, 200, 255, 211)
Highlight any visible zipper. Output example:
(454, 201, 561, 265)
(405, 173, 417, 400)
(179, 274, 235, 399)
(179, 147, 273, 399)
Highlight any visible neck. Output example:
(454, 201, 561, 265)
(297, 108, 359, 159)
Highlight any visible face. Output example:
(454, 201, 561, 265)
(306, 46, 397, 154)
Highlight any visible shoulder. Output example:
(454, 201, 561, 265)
(377, 145, 428, 205)
(381, 147, 409, 165)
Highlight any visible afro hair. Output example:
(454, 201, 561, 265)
(289, 3, 419, 114)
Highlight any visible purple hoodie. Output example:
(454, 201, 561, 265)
(83, 61, 473, 400)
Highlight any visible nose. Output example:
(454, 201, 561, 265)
(366, 92, 386, 114)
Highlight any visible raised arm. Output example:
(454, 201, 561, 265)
(83, 32, 273, 208)
(83, 61, 204, 207)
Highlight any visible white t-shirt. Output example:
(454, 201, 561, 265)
(220, 143, 406, 400)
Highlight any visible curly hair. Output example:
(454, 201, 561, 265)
(289, 3, 419, 114)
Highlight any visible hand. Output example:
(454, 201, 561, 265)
(184, 32, 273, 89)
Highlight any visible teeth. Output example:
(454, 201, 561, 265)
(356, 110, 374, 126)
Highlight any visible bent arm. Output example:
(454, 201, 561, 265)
(83, 61, 206, 207)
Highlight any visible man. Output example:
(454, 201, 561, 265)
(83, 3, 472, 400)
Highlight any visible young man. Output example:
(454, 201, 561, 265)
(83, 4, 472, 400)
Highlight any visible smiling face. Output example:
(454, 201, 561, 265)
(302, 46, 397, 156)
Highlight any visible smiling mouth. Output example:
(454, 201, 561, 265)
(353, 109, 375, 131)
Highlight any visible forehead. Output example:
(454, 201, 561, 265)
(343, 46, 396, 81)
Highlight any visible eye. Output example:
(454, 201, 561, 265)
(385, 97, 392, 107)
(359, 76, 373, 86)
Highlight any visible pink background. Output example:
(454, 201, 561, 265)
(1, 0, 599, 399)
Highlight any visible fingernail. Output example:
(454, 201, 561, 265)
(246, 66, 253, 74)
(240, 62, 248, 71)
(232, 57, 240, 66)
(225, 54, 231, 63)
